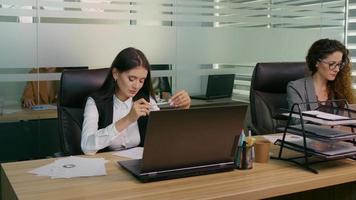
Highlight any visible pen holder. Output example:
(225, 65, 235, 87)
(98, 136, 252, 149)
(236, 145, 253, 170)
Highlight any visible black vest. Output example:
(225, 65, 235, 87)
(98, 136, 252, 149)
(91, 92, 149, 151)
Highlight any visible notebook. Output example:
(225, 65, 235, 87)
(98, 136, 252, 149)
(191, 74, 235, 100)
(118, 104, 247, 182)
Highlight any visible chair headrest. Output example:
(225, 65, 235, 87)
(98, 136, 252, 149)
(59, 68, 110, 108)
(252, 62, 308, 93)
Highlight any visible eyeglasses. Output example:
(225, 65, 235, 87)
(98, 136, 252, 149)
(319, 60, 345, 71)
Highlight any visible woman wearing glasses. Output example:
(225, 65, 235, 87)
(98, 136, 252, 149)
(287, 38, 354, 111)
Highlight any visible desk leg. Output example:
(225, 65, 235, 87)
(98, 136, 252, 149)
(20, 120, 43, 160)
(1, 165, 17, 200)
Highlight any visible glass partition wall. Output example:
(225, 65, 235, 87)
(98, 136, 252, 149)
(347, 0, 356, 88)
(0, 0, 347, 162)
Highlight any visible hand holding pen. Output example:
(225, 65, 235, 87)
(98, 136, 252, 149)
(127, 98, 151, 122)
(168, 90, 191, 109)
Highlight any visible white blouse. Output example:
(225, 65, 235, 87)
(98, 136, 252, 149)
(81, 95, 159, 155)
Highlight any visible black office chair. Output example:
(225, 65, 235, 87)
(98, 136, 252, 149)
(248, 62, 309, 135)
(151, 64, 172, 97)
(57, 68, 110, 155)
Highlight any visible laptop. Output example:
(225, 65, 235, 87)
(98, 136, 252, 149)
(191, 74, 235, 100)
(118, 104, 247, 182)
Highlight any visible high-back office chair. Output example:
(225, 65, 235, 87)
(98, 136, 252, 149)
(58, 68, 109, 155)
(248, 62, 309, 135)
(151, 65, 172, 97)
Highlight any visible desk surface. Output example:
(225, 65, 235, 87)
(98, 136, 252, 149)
(0, 108, 57, 122)
(191, 98, 247, 107)
(2, 144, 356, 200)
(159, 98, 247, 109)
(0, 98, 244, 122)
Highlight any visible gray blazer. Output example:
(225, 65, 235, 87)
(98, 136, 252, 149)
(286, 76, 319, 112)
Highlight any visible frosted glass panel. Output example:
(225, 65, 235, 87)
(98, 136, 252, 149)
(0, 0, 347, 102)
(37, 24, 176, 67)
(0, 24, 36, 68)
(174, 0, 346, 99)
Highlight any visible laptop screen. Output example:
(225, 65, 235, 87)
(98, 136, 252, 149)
(140, 104, 247, 173)
(206, 74, 235, 98)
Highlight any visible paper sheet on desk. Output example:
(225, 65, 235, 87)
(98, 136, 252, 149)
(263, 134, 303, 143)
(28, 156, 108, 179)
(112, 147, 143, 159)
(31, 104, 57, 111)
(302, 110, 349, 120)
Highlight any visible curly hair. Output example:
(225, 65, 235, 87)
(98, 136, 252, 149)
(306, 39, 354, 104)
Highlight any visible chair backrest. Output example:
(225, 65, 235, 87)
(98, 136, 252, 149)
(151, 64, 172, 95)
(249, 62, 309, 135)
(58, 68, 110, 155)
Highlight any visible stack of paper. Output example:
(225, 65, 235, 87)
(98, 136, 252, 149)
(28, 156, 108, 179)
(282, 110, 356, 126)
(263, 134, 303, 143)
(302, 110, 349, 120)
(31, 104, 57, 110)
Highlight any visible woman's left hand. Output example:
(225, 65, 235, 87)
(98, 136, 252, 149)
(169, 90, 191, 109)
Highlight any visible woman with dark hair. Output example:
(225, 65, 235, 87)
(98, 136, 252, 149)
(81, 47, 191, 155)
(287, 38, 354, 111)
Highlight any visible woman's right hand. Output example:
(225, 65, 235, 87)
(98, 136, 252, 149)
(23, 98, 35, 108)
(126, 98, 151, 123)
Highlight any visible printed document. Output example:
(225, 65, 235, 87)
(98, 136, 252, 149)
(112, 147, 143, 159)
(263, 134, 303, 143)
(302, 110, 349, 121)
(28, 156, 108, 178)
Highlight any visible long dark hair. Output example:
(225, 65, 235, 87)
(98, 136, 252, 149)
(92, 47, 154, 102)
(306, 38, 354, 104)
